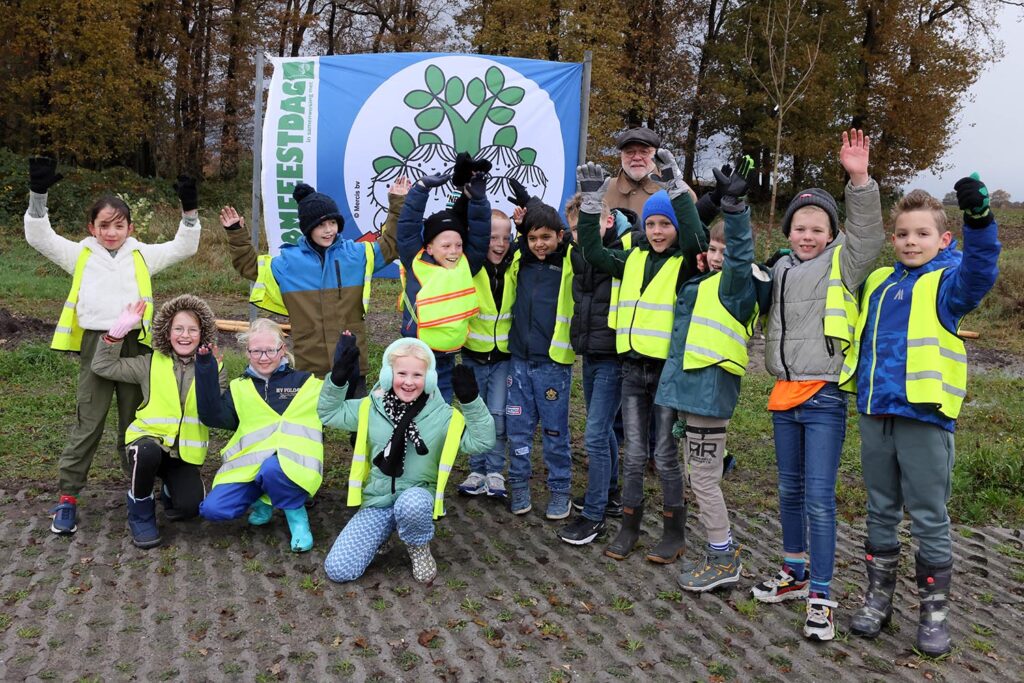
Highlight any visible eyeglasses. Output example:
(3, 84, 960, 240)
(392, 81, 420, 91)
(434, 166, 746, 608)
(622, 148, 653, 158)
(171, 326, 200, 335)
(247, 346, 282, 359)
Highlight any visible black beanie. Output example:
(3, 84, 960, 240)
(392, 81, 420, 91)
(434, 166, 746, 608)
(423, 209, 467, 246)
(780, 188, 839, 237)
(293, 182, 345, 238)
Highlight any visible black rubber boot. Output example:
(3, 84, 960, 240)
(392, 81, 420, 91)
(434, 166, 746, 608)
(915, 556, 953, 657)
(646, 504, 687, 564)
(126, 493, 161, 549)
(850, 544, 901, 637)
(604, 503, 643, 560)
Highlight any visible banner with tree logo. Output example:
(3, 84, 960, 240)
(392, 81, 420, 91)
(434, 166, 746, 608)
(261, 53, 584, 267)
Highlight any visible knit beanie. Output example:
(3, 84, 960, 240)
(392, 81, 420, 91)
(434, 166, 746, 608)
(640, 190, 679, 233)
(293, 183, 345, 238)
(422, 209, 467, 246)
(780, 188, 839, 237)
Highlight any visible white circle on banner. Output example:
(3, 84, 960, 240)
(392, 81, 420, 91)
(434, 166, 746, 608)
(343, 55, 565, 238)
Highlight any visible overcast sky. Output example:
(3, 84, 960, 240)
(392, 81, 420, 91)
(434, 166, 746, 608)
(908, 8, 1024, 199)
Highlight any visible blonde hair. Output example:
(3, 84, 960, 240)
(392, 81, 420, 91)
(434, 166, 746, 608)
(891, 189, 948, 232)
(708, 221, 725, 245)
(385, 338, 433, 368)
(237, 318, 295, 365)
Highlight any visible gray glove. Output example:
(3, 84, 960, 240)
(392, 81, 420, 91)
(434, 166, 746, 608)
(650, 149, 687, 199)
(418, 173, 451, 190)
(575, 162, 610, 214)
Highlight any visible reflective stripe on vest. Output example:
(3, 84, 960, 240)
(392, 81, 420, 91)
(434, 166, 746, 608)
(840, 266, 967, 419)
(614, 249, 682, 359)
(214, 375, 325, 495)
(409, 251, 480, 352)
(347, 397, 466, 520)
(125, 351, 212, 464)
(606, 232, 633, 329)
(823, 245, 858, 353)
(682, 272, 756, 377)
(52, 249, 153, 351)
(548, 246, 576, 364)
(465, 253, 518, 353)
(250, 243, 375, 316)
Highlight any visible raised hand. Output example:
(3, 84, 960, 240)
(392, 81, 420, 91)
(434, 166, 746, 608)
(576, 162, 610, 214)
(464, 171, 488, 200)
(954, 172, 993, 228)
(28, 156, 63, 194)
(506, 178, 531, 208)
(173, 175, 199, 212)
(330, 331, 361, 387)
(712, 162, 750, 214)
(512, 205, 527, 225)
(220, 206, 244, 230)
(418, 173, 451, 190)
(650, 149, 687, 199)
(390, 176, 412, 197)
(839, 129, 870, 187)
(452, 364, 479, 404)
(108, 301, 147, 340)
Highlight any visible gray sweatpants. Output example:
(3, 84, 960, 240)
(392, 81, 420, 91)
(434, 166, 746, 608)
(682, 413, 731, 546)
(859, 415, 955, 565)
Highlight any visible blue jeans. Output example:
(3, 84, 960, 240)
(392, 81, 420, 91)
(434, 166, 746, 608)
(505, 358, 572, 494)
(580, 356, 622, 520)
(433, 351, 456, 404)
(620, 358, 682, 509)
(771, 382, 847, 594)
(199, 455, 308, 520)
(461, 356, 509, 475)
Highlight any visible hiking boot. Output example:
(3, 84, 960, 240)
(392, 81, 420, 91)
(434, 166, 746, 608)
(915, 556, 953, 657)
(804, 593, 838, 641)
(851, 544, 901, 638)
(558, 516, 606, 546)
(751, 567, 809, 603)
(126, 493, 161, 549)
(678, 543, 742, 592)
(458, 472, 487, 496)
(571, 492, 623, 518)
(408, 543, 437, 583)
(283, 507, 313, 552)
(50, 495, 78, 535)
(485, 473, 507, 500)
(546, 492, 571, 520)
(646, 504, 687, 564)
(509, 486, 532, 515)
(605, 503, 643, 560)
(248, 499, 273, 526)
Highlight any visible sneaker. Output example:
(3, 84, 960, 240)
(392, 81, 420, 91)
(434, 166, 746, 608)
(407, 543, 437, 583)
(571, 493, 623, 518)
(678, 544, 742, 592)
(458, 472, 487, 496)
(545, 492, 571, 520)
(804, 594, 838, 641)
(751, 568, 809, 603)
(510, 487, 532, 515)
(50, 495, 78, 535)
(485, 473, 507, 500)
(558, 516, 606, 545)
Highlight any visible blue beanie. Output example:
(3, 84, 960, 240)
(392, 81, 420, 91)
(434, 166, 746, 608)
(641, 190, 679, 233)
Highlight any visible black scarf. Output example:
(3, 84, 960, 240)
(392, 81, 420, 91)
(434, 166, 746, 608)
(373, 389, 430, 491)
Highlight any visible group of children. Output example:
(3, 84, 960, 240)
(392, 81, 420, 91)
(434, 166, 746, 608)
(24, 127, 1001, 656)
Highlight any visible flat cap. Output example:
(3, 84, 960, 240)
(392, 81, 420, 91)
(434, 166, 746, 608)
(615, 127, 661, 150)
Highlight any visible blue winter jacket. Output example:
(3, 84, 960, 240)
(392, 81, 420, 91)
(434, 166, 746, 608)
(655, 207, 772, 418)
(508, 235, 572, 364)
(195, 355, 315, 430)
(854, 222, 1001, 431)
(396, 184, 492, 338)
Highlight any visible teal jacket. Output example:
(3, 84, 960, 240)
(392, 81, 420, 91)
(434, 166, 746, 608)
(317, 378, 495, 508)
(655, 207, 771, 419)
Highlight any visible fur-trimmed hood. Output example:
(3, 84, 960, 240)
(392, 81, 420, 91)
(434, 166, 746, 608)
(150, 294, 217, 357)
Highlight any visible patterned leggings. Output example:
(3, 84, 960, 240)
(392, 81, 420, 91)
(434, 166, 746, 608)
(323, 487, 434, 583)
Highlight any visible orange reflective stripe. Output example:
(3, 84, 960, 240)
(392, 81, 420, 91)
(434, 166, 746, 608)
(418, 308, 481, 328)
(417, 287, 479, 306)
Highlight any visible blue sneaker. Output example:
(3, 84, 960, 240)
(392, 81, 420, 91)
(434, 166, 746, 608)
(545, 492, 571, 520)
(50, 495, 78, 535)
(485, 473, 507, 500)
(458, 472, 487, 496)
(509, 486, 532, 515)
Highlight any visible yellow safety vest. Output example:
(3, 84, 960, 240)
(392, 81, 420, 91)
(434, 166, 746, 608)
(52, 249, 153, 351)
(465, 253, 519, 353)
(615, 250, 682, 359)
(840, 267, 967, 419)
(407, 251, 479, 352)
(682, 272, 757, 377)
(125, 351, 213, 465)
(547, 247, 577, 364)
(606, 232, 633, 329)
(250, 243, 376, 316)
(213, 375, 325, 495)
(823, 245, 858, 354)
(347, 397, 465, 520)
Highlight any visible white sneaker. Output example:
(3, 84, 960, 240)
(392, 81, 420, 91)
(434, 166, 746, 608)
(458, 472, 487, 496)
(485, 473, 507, 499)
(803, 595, 838, 641)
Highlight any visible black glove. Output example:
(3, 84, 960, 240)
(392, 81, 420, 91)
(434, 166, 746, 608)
(452, 364, 479, 403)
(173, 175, 199, 211)
(28, 157, 63, 194)
(195, 345, 215, 367)
(712, 165, 749, 214)
(765, 248, 791, 268)
(709, 155, 755, 206)
(451, 152, 474, 187)
(506, 178, 531, 208)
(954, 173, 993, 228)
(330, 333, 361, 387)
(464, 171, 488, 201)
(418, 173, 451, 190)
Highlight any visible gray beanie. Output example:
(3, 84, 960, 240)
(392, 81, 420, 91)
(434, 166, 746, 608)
(780, 188, 839, 237)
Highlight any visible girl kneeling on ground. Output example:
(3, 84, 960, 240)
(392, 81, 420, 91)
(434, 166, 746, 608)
(319, 334, 495, 583)
(195, 318, 324, 552)
(92, 295, 225, 548)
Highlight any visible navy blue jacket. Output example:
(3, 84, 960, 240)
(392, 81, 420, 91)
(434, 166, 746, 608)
(195, 354, 314, 430)
(508, 236, 571, 364)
